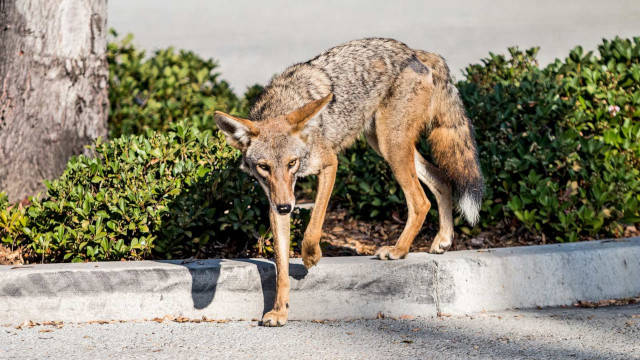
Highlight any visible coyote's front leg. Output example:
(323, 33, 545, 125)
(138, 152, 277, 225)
(302, 154, 337, 269)
(261, 210, 291, 327)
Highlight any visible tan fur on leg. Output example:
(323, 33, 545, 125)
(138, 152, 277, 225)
(375, 145, 430, 259)
(302, 153, 338, 269)
(261, 210, 291, 327)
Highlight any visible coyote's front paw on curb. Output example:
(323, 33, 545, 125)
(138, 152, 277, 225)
(375, 246, 408, 260)
(261, 310, 288, 327)
(302, 241, 322, 269)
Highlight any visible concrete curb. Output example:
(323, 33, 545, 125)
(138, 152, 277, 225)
(1, 237, 639, 324)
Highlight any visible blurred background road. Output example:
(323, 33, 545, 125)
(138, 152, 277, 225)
(108, 0, 640, 92)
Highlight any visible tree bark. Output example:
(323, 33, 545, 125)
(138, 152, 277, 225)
(0, 0, 108, 201)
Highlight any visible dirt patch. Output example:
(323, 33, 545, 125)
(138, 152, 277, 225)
(573, 296, 640, 308)
(316, 209, 540, 256)
(0, 244, 25, 265)
(313, 209, 640, 257)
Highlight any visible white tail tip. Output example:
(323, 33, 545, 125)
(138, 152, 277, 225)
(459, 191, 481, 226)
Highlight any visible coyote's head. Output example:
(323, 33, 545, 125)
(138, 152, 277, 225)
(214, 93, 332, 215)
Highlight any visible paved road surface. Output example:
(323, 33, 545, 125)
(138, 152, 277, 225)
(108, 0, 640, 92)
(2, 304, 639, 359)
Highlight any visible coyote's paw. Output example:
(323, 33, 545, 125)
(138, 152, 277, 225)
(375, 246, 408, 260)
(302, 241, 322, 269)
(429, 233, 452, 254)
(261, 310, 288, 327)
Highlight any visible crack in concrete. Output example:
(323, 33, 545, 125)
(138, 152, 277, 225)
(432, 260, 442, 315)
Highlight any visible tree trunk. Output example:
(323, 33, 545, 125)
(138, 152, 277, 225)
(0, 0, 108, 201)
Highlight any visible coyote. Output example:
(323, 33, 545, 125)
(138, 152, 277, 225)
(215, 38, 483, 326)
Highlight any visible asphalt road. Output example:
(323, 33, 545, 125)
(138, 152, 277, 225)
(2, 305, 639, 360)
(108, 0, 640, 91)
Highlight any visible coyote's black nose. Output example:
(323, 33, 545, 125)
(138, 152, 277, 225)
(276, 204, 292, 215)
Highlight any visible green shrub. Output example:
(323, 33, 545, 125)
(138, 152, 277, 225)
(0, 193, 28, 253)
(465, 38, 639, 240)
(107, 30, 255, 137)
(329, 140, 404, 218)
(2, 124, 295, 262)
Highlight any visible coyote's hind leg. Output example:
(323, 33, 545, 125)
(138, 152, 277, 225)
(372, 63, 434, 260)
(414, 151, 454, 253)
(374, 141, 430, 260)
(372, 104, 431, 260)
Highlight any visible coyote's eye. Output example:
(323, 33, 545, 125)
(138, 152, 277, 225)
(257, 164, 270, 172)
(288, 159, 298, 169)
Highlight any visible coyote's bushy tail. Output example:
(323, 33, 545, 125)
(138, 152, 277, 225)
(416, 51, 484, 225)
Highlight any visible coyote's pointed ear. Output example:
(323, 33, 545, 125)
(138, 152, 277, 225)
(286, 93, 333, 133)
(214, 111, 259, 150)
